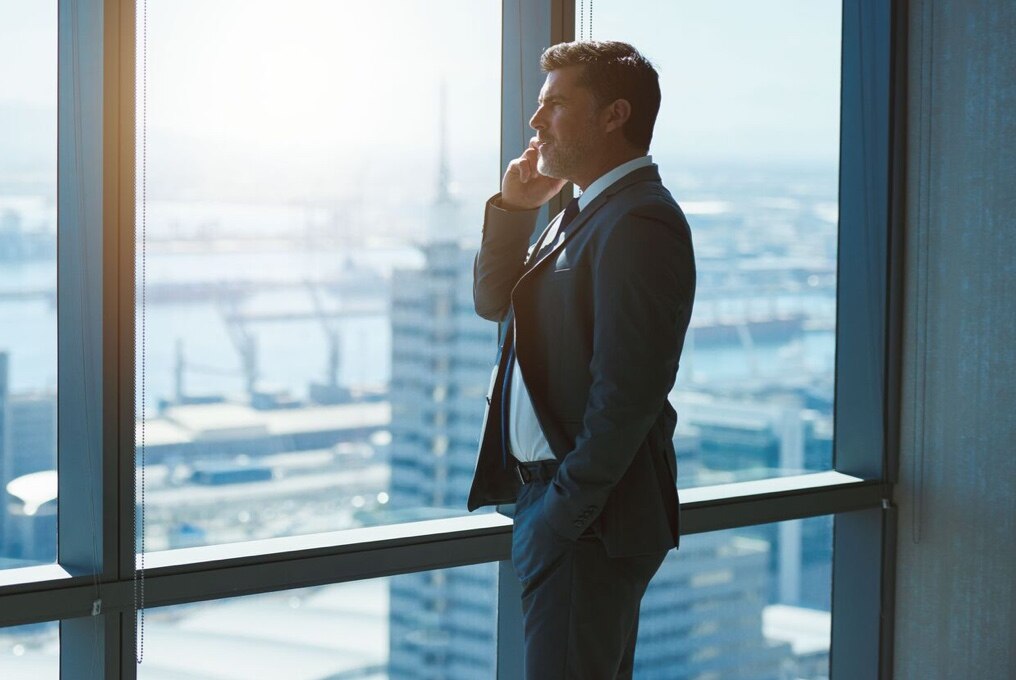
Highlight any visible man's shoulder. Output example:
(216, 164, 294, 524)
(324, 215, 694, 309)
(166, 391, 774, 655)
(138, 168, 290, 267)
(606, 180, 690, 234)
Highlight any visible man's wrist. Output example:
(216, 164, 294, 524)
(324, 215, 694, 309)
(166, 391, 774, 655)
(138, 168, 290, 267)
(482, 193, 540, 240)
(492, 193, 536, 212)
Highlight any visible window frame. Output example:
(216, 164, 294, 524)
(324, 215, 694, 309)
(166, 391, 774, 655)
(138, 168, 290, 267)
(0, 0, 905, 678)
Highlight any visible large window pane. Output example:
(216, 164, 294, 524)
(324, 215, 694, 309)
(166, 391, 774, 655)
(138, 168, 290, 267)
(588, 1, 842, 488)
(135, 0, 501, 551)
(638, 517, 833, 679)
(136, 562, 498, 679)
(0, 622, 59, 679)
(0, 0, 58, 569)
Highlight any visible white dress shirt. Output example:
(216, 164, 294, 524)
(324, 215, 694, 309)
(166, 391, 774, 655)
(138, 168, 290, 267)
(509, 155, 654, 463)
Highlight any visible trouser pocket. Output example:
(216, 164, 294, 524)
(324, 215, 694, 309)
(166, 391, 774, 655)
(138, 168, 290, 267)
(511, 481, 573, 588)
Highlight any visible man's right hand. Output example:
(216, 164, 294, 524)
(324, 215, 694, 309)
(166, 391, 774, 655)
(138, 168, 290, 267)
(500, 137, 567, 210)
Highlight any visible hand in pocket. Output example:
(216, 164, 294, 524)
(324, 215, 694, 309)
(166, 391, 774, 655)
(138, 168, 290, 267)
(511, 490, 575, 587)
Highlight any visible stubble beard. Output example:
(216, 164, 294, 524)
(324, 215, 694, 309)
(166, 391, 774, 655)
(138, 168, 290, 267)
(536, 150, 567, 180)
(537, 137, 591, 182)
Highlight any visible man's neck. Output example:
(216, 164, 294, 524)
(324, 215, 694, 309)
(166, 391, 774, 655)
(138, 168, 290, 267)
(573, 150, 646, 192)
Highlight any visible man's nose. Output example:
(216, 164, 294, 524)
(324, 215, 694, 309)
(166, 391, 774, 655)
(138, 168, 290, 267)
(529, 106, 545, 131)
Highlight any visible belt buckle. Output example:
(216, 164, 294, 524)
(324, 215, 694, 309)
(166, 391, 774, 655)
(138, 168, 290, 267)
(515, 464, 530, 485)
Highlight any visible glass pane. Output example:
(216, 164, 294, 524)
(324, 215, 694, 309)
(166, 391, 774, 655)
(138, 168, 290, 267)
(135, 1, 501, 550)
(0, 622, 59, 679)
(0, 0, 58, 569)
(637, 517, 833, 679)
(133, 518, 831, 679)
(586, 1, 841, 487)
(136, 562, 498, 679)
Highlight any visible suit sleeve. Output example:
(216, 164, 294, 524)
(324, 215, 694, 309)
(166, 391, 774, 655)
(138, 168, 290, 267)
(473, 193, 541, 322)
(540, 208, 696, 541)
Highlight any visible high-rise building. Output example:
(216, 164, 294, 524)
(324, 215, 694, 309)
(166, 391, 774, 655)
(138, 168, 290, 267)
(636, 532, 793, 679)
(0, 351, 58, 564)
(386, 84, 502, 679)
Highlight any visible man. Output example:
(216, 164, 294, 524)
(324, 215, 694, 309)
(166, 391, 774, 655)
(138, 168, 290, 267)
(466, 41, 696, 679)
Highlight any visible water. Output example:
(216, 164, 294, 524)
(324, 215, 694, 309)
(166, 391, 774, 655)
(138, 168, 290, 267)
(1, 245, 835, 414)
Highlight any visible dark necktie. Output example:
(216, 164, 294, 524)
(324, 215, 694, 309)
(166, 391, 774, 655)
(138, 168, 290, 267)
(500, 197, 581, 467)
(558, 196, 581, 234)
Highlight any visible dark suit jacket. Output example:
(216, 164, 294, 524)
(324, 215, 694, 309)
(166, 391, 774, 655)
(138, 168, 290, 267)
(466, 164, 696, 558)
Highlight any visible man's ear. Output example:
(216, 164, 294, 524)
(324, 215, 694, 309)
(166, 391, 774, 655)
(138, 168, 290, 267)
(603, 98, 632, 133)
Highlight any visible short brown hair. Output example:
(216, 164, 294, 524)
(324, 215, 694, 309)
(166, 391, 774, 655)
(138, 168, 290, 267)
(540, 40, 661, 151)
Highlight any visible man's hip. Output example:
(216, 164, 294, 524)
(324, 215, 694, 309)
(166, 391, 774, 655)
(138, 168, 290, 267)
(510, 476, 667, 679)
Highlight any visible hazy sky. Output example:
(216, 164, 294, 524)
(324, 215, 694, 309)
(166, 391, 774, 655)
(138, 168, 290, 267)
(595, 0, 842, 163)
(1, 0, 841, 197)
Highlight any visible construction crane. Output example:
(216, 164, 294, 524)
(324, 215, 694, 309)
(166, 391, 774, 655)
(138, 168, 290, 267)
(305, 279, 351, 404)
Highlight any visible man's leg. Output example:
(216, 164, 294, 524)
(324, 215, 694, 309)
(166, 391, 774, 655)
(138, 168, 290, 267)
(615, 607, 641, 680)
(513, 482, 666, 679)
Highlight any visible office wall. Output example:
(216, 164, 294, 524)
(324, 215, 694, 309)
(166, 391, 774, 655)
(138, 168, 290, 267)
(896, 1, 1016, 678)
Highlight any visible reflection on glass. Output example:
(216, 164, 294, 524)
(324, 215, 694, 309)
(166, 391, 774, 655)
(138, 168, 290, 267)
(588, 1, 842, 488)
(136, 562, 498, 679)
(637, 517, 833, 679)
(0, 0, 58, 569)
(0, 622, 59, 679)
(135, 0, 501, 551)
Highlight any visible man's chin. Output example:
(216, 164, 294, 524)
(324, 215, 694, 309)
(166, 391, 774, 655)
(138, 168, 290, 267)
(536, 158, 566, 180)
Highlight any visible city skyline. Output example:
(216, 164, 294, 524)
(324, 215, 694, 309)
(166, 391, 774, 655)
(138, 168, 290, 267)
(1, 3, 841, 677)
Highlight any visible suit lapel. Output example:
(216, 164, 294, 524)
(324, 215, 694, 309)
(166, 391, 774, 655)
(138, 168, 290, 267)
(520, 164, 663, 281)
(522, 213, 562, 269)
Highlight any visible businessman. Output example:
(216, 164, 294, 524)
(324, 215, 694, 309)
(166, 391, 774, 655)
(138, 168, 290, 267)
(466, 41, 696, 678)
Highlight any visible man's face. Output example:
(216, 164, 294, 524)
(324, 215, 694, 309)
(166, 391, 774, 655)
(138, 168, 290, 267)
(529, 66, 604, 182)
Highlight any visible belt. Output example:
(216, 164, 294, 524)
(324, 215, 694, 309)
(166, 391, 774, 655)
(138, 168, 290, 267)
(515, 459, 560, 485)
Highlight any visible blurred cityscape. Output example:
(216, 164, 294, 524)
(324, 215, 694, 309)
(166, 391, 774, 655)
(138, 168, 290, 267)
(0, 0, 852, 671)
(0, 136, 837, 679)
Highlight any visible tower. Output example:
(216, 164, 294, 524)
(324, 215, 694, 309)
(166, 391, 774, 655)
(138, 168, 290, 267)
(387, 83, 500, 679)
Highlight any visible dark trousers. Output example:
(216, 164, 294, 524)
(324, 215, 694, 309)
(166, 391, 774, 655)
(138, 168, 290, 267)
(511, 477, 668, 680)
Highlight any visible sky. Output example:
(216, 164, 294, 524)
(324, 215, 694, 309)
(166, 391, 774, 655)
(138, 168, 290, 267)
(1, 0, 842, 200)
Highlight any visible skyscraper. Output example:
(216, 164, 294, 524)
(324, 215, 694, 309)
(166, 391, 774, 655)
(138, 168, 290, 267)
(0, 351, 58, 565)
(387, 84, 501, 679)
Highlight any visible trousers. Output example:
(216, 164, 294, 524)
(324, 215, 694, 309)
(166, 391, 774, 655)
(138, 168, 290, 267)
(510, 477, 668, 679)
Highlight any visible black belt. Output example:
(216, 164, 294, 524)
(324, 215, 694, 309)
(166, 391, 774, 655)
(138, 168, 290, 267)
(515, 459, 560, 485)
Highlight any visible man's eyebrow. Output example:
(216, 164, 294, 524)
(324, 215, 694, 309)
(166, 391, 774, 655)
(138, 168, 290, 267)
(538, 94, 566, 104)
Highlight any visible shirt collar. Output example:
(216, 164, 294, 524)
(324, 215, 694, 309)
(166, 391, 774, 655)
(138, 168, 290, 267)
(576, 155, 654, 211)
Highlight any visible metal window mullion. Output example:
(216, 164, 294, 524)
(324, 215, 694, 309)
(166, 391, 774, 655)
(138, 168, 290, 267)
(56, 0, 135, 676)
(830, 0, 901, 678)
(496, 560, 524, 680)
(57, 0, 109, 583)
(112, 0, 138, 675)
(1, 480, 881, 624)
(834, 1, 892, 480)
(60, 614, 121, 680)
(57, 0, 114, 677)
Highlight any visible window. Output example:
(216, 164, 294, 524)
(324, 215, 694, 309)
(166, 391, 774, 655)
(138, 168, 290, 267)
(136, 563, 497, 679)
(589, 0, 842, 488)
(0, 0, 58, 571)
(638, 518, 833, 679)
(0, 2, 899, 678)
(0, 622, 58, 679)
(135, 0, 502, 551)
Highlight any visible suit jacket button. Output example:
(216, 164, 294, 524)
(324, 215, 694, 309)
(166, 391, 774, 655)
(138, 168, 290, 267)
(573, 520, 583, 528)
